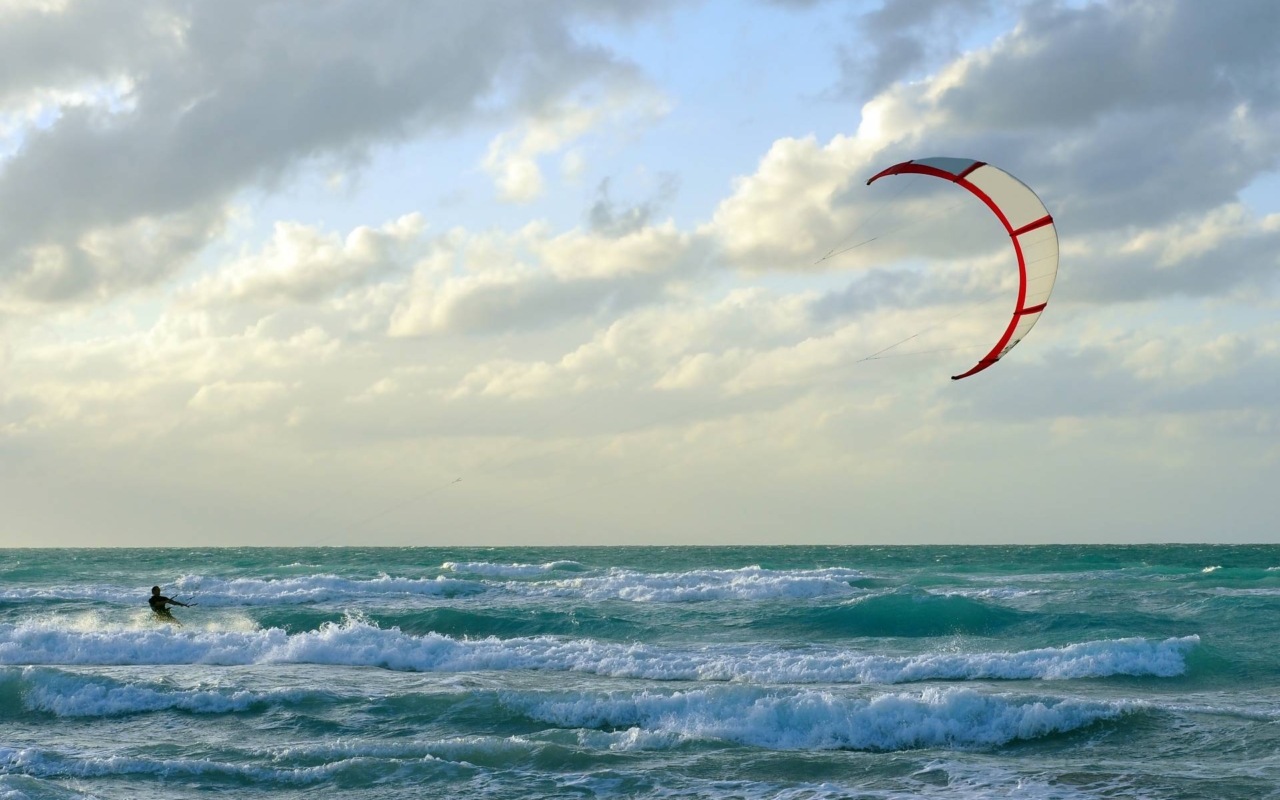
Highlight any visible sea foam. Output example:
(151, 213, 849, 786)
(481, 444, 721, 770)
(0, 745, 393, 785)
(511, 686, 1135, 751)
(0, 574, 485, 607)
(0, 565, 865, 606)
(442, 560, 583, 578)
(0, 620, 1198, 684)
(3, 667, 316, 717)
(517, 566, 865, 602)
(166, 573, 485, 605)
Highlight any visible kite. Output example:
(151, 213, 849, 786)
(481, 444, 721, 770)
(866, 158, 1059, 380)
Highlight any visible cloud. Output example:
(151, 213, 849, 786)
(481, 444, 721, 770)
(187, 380, 291, 417)
(3, 204, 227, 309)
(708, 0, 1280, 307)
(184, 213, 427, 307)
(0, 309, 348, 449)
(449, 288, 812, 399)
(809, 254, 1012, 322)
(0, 0, 177, 113)
(588, 173, 680, 238)
(945, 319, 1280, 427)
(936, 1, 1280, 129)
(345, 377, 399, 404)
(707, 134, 879, 271)
(442, 285, 974, 403)
(0, 0, 674, 306)
(388, 220, 706, 337)
(846, 0, 993, 94)
(705, 134, 1007, 272)
(919, 1, 1280, 230)
(1067, 206, 1280, 303)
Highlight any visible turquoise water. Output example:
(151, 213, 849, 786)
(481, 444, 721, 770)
(0, 545, 1277, 799)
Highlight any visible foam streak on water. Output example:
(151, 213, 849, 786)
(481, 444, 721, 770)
(0, 545, 1276, 800)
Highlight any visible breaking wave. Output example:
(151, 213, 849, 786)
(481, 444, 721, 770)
(510, 686, 1136, 751)
(0, 574, 484, 606)
(516, 566, 866, 602)
(0, 619, 1197, 685)
(0, 667, 317, 717)
(442, 560, 584, 577)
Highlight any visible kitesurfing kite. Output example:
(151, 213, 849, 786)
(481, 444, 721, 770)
(866, 158, 1059, 380)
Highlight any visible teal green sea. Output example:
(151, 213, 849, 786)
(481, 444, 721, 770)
(1, 545, 1277, 799)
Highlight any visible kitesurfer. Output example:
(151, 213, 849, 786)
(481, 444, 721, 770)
(149, 586, 189, 625)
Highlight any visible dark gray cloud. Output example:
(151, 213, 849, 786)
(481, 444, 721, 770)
(939, 0, 1280, 128)
(927, 1, 1280, 229)
(587, 173, 679, 238)
(0, 0, 672, 306)
(841, 0, 992, 94)
(817, 1, 1280, 235)
(864, 0, 989, 33)
(838, 1, 1280, 308)
(0, 0, 175, 109)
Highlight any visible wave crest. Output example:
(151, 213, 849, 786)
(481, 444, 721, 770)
(441, 560, 583, 578)
(519, 566, 865, 602)
(0, 620, 1197, 685)
(510, 686, 1135, 751)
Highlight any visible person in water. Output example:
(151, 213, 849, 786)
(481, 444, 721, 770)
(149, 586, 189, 625)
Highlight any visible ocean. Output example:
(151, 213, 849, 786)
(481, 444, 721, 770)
(0, 545, 1276, 799)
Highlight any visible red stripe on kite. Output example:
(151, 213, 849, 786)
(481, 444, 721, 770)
(1011, 215, 1054, 237)
(866, 162, 955, 186)
(1017, 303, 1047, 315)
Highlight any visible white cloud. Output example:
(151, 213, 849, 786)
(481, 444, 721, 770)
(185, 213, 426, 307)
(1122, 205, 1280, 270)
(449, 287, 858, 401)
(388, 220, 704, 337)
(187, 380, 291, 417)
(346, 377, 399, 404)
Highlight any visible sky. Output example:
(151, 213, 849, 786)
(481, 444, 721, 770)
(0, 0, 1277, 547)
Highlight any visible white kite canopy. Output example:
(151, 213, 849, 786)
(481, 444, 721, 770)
(866, 157, 1059, 380)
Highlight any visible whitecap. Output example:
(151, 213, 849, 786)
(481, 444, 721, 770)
(516, 565, 865, 602)
(0, 620, 1198, 684)
(508, 685, 1136, 751)
(441, 560, 583, 578)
